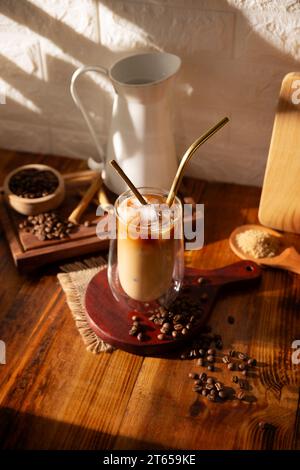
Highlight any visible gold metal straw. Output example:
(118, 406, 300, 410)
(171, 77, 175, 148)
(166, 116, 230, 206)
(110, 160, 148, 205)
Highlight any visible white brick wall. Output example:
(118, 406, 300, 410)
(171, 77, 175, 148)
(0, 0, 299, 186)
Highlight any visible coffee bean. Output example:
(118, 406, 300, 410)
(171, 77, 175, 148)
(222, 355, 230, 364)
(197, 358, 204, 367)
(132, 320, 140, 327)
(232, 376, 239, 384)
(242, 370, 247, 376)
(181, 328, 188, 335)
(188, 372, 198, 379)
(206, 383, 214, 391)
(199, 372, 207, 381)
(202, 389, 208, 396)
(207, 365, 214, 372)
(215, 382, 223, 391)
(199, 349, 206, 357)
(174, 323, 183, 331)
(137, 332, 144, 341)
(157, 333, 165, 340)
(186, 323, 192, 330)
(238, 362, 246, 371)
(207, 377, 214, 385)
(9, 168, 59, 199)
(180, 353, 187, 360)
(131, 315, 139, 321)
(207, 355, 215, 363)
(207, 348, 216, 355)
(193, 385, 202, 393)
(218, 390, 227, 399)
(229, 350, 236, 357)
(173, 314, 182, 322)
(247, 358, 257, 367)
(194, 379, 201, 386)
(207, 394, 215, 402)
(210, 389, 217, 397)
(239, 380, 247, 390)
(227, 362, 235, 371)
(236, 391, 246, 400)
(238, 352, 248, 361)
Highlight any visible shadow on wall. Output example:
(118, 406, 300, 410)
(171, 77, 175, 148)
(0, 0, 299, 185)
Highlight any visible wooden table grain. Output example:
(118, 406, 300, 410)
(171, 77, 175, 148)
(0, 149, 299, 450)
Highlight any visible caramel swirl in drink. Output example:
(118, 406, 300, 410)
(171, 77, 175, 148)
(117, 191, 183, 302)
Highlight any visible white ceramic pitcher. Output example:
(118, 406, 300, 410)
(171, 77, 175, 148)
(70, 52, 181, 194)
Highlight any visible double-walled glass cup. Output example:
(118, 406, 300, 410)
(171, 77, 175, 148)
(108, 187, 184, 310)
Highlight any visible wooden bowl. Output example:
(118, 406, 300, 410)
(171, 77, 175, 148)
(3, 164, 65, 216)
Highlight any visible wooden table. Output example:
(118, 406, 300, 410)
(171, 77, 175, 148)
(0, 149, 299, 450)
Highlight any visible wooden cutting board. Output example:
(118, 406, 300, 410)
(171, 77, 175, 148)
(259, 72, 300, 234)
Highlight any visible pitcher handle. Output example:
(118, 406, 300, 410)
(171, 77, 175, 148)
(70, 65, 109, 165)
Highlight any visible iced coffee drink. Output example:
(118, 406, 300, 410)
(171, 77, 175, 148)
(109, 188, 184, 304)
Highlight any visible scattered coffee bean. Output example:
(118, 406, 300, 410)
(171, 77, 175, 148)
(239, 380, 248, 390)
(202, 389, 208, 396)
(227, 315, 235, 324)
(207, 348, 216, 355)
(236, 391, 246, 400)
(131, 315, 139, 321)
(232, 376, 239, 384)
(129, 327, 138, 336)
(238, 352, 248, 361)
(181, 328, 188, 335)
(207, 355, 215, 363)
(242, 369, 248, 376)
(210, 389, 217, 398)
(215, 382, 223, 391)
(199, 349, 206, 357)
(199, 372, 207, 381)
(229, 350, 236, 357)
(238, 362, 246, 371)
(258, 421, 272, 430)
(219, 390, 227, 399)
(207, 377, 214, 385)
(222, 355, 230, 364)
(207, 365, 214, 372)
(137, 332, 144, 341)
(193, 385, 202, 393)
(247, 358, 257, 367)
(227, 362, 235, 371)
(180, 353, 187, 360)
(157, 333, 165, 341)
(197, 358, 204, 367)
(132, 320, 140, 327)
(188, 372, 198, 379)
(207, 394, 215, 402)
(172, 330, 178, 339)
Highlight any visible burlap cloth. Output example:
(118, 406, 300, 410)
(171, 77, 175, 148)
(57, 256, 114, 354)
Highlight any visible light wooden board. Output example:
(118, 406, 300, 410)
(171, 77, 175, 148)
(259, 72, 300, 234)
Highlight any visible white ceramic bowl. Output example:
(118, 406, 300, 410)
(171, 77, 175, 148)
(3, 164, 65, 216)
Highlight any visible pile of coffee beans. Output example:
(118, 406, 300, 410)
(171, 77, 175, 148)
(9, 168, 59, 198)
(189, 373, 227, 402)
(19, 212, 75, 241)
(147, 296, 205, 341)
(128, 315, 145, 341)
(188, 344, 258, 402)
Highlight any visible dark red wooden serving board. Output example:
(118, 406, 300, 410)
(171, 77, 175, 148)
(85, 260, 261, 356)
